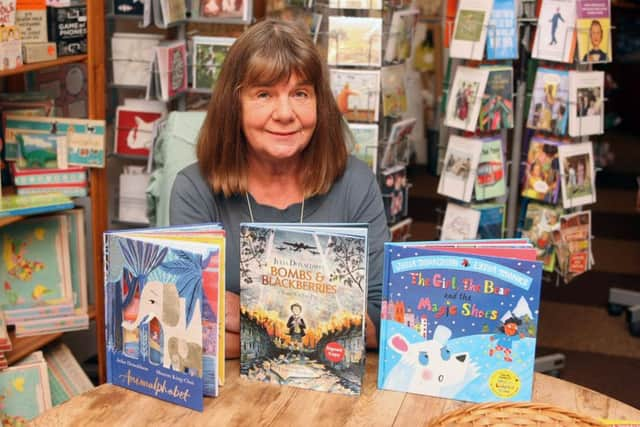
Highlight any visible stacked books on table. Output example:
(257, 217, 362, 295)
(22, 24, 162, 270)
(12, 165, 88, 198)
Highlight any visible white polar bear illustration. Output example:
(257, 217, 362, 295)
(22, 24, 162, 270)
(126, 116, 155, 150)
(384, 325, 478, 398)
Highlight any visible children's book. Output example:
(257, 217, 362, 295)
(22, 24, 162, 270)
(390, 217, 412, 242)
(192, 36, 235, 91)
(445, 66, 489, 131)
(384, 8, 419, 63)
(438, 135, 483, 202)
(556, 210, 591, 281)
(105, 224, 225, 410)
(379, 117, 416, 170)
(114, 101, 167, 157)
(5, 114, 106, 167)
(568, 70, 604, 137)
(521, 137, 560, 203)
(526, 67, 569, 135)
(477, 66, 513, 131)
(378, 241, 543, 402)
(474, 137, 506, 200)
(486, 0, 518, 59)
(381, 64, 407, 118)
(239, 223, 368, 395)
(0, 192, 73, 218)
(440, 202, 481, 240)
(348, 123, 379, 173)
(532, 0, 576, 63)
(327, 16, 382, 67)
(558, 141, 596, 208)
(519, 201, 563, 272)
(328, 0, 382, 9)
(197, 0, 252, 23)
(0, 355, 51, 423)
(381, 164, 408, 225)
(330, 68, 380, 123)
(471, 202, 506, 239)
(450, 0, 494, 60)
(576, 0, 611, 64)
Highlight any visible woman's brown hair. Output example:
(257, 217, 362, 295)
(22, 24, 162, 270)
(197, 19, 348, 197)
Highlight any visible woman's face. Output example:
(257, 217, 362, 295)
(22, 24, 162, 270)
(240, 73, 317, 165)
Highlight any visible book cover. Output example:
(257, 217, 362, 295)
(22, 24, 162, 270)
(378, 242, 542, 402)
(381, 165, 408, 225)
(556, 210, 591, 280)
(384, 8, 419, 63)
(0, 358, 51, 422)
(521, 137, 560, 203)
(348, 123, 379, 173)
(474, 137, 506, 200)
(437, 135, 483, 202)
(390, 217, 412, 242)
(0, 192, 73, 218)
(330, 68, 380, 123)
(450, 0, 494, 60)
(527, 67, 569, 135)
(46, 4, 87, 56)
(16, 0, 46, 43)
(520, 201, 563, 272)
(445, 66, 489, 131)
(198, 0, 252, 23)
(114, 106, 165, 157)
(472, 203, 505, 239)
(104, 225, 225, 409)
(381, 64, 407, 118)
(114, 0, 144, 15)
(477, 66, 513, 131)
(576, 0, 611, 63)
(239, 223, 368, 395)
(379, 117, 416, 170)
(568, 70, 604, 137)
(192, 36, 235, 91)
(327, 16, 382, 67)
(441, 202, 481, 240)
(0, 0, 16, 25)
(328, 0, 382, 9)
(558, 141, 596, 208)
(486, 0, 518, 59)
(0, 214, 73, 323)
(5, 114, 106, 166)
(532, 0, 576, 63)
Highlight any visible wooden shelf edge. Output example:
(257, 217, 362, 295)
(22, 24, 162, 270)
(6, 332, 63, 365)
(0, 55, 88, 79)
(0, 215, 26, 228)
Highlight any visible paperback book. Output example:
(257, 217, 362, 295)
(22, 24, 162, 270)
(532, 0, 576, 63)
(568, 70, 604, 137)
(527, 67, 569, 136)
(16, 0, 47, 43)
(576, 0, 611, 63)
(450, 0, 494, 60)
(0, 192, 73, 218)
(46, 4, 87, 56)
(330, 68, 380, 123)
(327, 16, 382, 67)
(378, 241, 542, 402)
(240, 223, 368, 395)
(558, 141, 596, 208)
(437, 134, 483, 202)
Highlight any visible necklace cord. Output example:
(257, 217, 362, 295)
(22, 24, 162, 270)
(246, 193, 304, 223)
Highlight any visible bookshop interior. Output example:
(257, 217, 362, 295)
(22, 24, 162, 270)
(0, 0, 639, 424)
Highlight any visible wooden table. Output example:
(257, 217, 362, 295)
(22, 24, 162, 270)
(33, 354, 640, 426)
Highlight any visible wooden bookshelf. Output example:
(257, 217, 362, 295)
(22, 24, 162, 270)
(0, 215, 25, 228)
(0, 55, 88, 79)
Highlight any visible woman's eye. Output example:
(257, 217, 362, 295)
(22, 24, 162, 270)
(256, 92, 270, 99)
(294, 90, 309, 98)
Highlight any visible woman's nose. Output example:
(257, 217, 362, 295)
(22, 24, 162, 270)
(272, 96, 295, 121)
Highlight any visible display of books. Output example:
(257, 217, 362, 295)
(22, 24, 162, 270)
(532, 0, 576, 63)
(558, 141, 596, 208)
(105, 224, 226, 409)
(378, 240, 542, 403)
(240, 223, 368, 396)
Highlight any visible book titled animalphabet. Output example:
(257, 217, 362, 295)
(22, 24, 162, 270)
(240, 223, 368, 395)
(104, 224, 225, 410)
(378, 241, 542, 403)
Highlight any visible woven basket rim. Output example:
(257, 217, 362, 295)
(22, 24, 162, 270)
(428, 401, 603, 427)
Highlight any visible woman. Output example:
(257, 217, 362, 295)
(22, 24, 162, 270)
(170, 20, 390, 358)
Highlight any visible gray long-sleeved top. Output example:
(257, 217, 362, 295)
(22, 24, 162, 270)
(169, 156, 390, 330)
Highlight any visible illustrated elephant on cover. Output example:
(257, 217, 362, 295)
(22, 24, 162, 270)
(122, 281, 203, 374)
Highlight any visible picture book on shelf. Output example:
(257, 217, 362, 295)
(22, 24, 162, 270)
(330, 68, 380, 123)
(381, 64, 408, 118)
(384, 8, 419, 63)
(477, 66, 513, 131)
(576, 0, 611, 64)
(558, 141, 596, 208)
(486, 0, 518, 59)
(348, 123, 379, 173)
(239, 223, 368, 396)
(378, 241, 542, 403)
(440, 202, 481, 240)
(527, 67, 569, 136)
(532, 0, 576, 63)
(568, 70, 604, 137)
(104, 224, 226, 410)
(192, 36, 235, 91)
(327, 16, 382, 67)
(450, 0, 494, 60)
(437, 135, 483, 202)
(519, 200, 563, 272)
(474, 137, 506, 200)
(445, 66, 489, 131)
(521, 137, 560, 204)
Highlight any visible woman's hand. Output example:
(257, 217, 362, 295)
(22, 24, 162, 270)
(225, 291, 240, 359)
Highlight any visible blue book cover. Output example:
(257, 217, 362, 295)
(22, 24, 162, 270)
(486, 0, 518, 59)
(104, 227, 224, 410)
(378, 243, 542, 403)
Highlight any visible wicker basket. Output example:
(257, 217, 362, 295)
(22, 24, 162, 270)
(428, 402, 603, 427)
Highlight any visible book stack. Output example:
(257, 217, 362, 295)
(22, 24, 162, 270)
(12, 165, 88, 197)
(43, 342, 94, 406)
